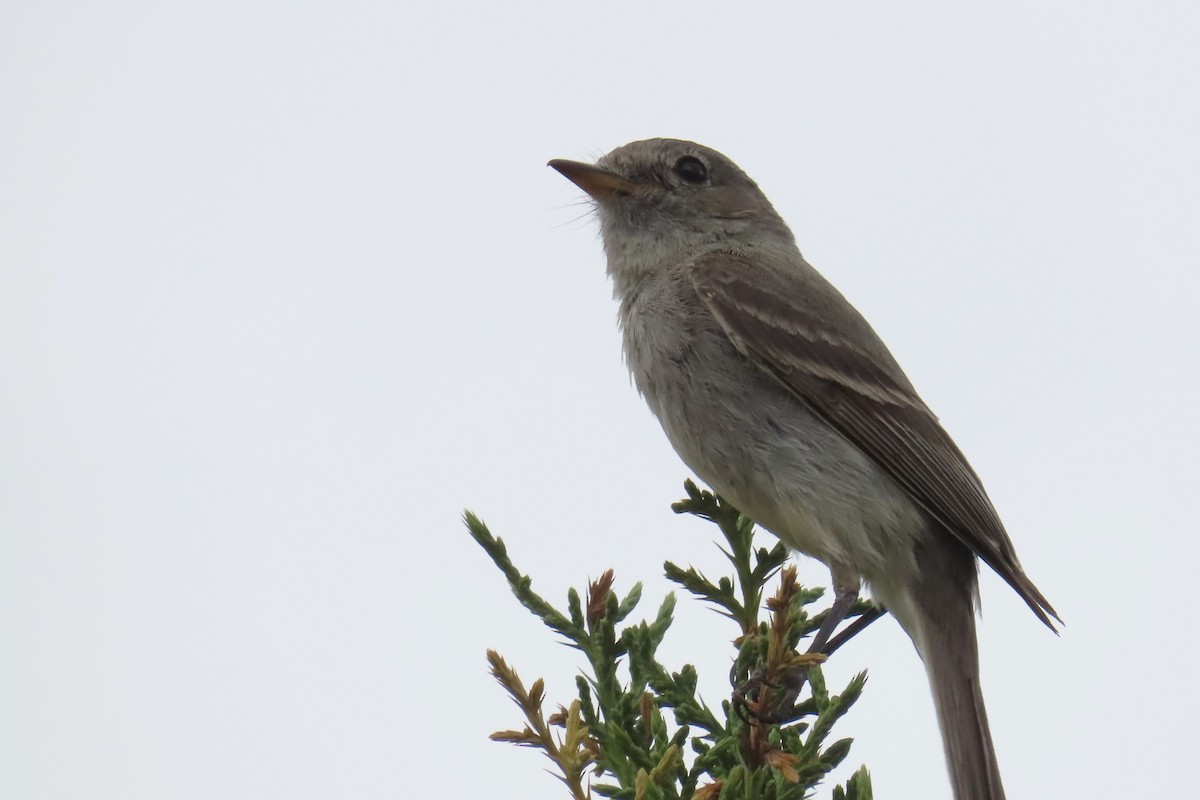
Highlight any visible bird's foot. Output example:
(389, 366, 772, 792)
(733, 653, 826, 725)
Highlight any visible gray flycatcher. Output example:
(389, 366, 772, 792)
(549, 139, 1058, 800)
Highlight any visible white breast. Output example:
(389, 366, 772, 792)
(618, 267, 927, 586)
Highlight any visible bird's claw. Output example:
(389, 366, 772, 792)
(732, 665, 809, 725)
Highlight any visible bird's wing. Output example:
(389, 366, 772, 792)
(690, 250, 1059, 629)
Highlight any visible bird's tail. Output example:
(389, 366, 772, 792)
(904, 549, 1007, 800)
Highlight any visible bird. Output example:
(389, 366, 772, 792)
(548, 138, 1058, 800)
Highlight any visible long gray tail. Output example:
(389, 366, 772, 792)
(907, 536, 1007, 800)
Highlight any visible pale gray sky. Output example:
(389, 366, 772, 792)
(2, 2, 1198, 798)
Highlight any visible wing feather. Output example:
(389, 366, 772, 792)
(691, 251, 1059, 629)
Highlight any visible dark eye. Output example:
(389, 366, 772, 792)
(674, 156, 708, 184)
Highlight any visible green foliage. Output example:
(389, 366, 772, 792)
(465, 480, 875, 800)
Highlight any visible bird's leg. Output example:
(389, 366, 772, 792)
(823, 606, 884, 655)
(736, 564, 886, 724)
(807, 562, 863, 654)
(735, 564, 864, 724)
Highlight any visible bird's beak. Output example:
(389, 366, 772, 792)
(548, 159, 638, 200)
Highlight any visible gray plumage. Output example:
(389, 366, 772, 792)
(550, 138, 1058, 800)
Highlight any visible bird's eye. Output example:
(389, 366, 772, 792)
(674, 156, 708, 184)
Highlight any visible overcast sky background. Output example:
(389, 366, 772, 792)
(3, 2, 1198, 798)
